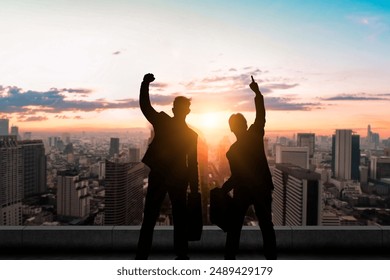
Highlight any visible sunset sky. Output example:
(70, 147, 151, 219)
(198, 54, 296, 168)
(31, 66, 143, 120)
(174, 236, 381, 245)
(1, 0, 389, 143)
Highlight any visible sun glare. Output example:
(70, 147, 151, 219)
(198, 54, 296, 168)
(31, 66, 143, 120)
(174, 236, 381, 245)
(197, 112, 224, 130)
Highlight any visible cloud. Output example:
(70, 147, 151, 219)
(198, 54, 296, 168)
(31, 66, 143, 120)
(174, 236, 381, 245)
(55, 115, 70, 119)
(190, 84, 321, 113)
(150, 82, 169, 91)
(0, 85, 142, 114)
(18, 116, 48, 122)
(60, 88, 92, 94)
(322, 93, 388, 101)
(265, 83, 299, 90)
(184, 67, 296, 94)
(176, 67, 318, 112)
(149, 94, 175, 106)
(347, 15, 389, 41)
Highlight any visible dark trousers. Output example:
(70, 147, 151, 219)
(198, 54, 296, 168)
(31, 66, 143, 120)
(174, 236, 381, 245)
(136, 171, 188, 259)
(225, 190, 277, 260)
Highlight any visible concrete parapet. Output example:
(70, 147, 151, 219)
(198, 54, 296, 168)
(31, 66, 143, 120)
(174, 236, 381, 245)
(22, 226, 113, 250)
(0, 226, 23, 249)
(1, 226, 389, 251)
(291, 226, 382, 250)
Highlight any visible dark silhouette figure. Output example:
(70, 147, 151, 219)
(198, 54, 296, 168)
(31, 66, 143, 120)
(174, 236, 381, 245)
(135, 73, 199, 260)
(222, 76, 277, 260)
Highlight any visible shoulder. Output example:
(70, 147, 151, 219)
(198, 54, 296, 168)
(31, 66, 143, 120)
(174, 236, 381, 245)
(156, 112, 172, 123)
(186, 126, 198, 139)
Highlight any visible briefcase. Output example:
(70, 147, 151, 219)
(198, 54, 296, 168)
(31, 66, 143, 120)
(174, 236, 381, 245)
(210, 187, 233, 232)
(187, 192, 203, 241)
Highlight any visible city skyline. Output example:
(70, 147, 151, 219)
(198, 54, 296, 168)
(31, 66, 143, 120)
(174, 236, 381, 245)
(1, 0, 389, 144)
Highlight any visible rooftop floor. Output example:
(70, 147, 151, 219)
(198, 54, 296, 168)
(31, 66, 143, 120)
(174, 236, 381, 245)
(1, 225, 390, 260)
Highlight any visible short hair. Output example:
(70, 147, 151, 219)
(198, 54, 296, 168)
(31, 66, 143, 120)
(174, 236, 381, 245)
(173, 96, 191, 109)
(229, 113, 247, 130)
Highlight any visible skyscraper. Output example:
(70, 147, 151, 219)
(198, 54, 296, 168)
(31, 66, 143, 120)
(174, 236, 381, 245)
(23, 132, 32, 140)
(104, 160, 145, 225)
(109, 137, 120, 157)
(273, 163, 321, 226)
(297, 133, 315, 158)
(332, 129, 360, 181)
(57, 170, 91, 218)
(370, 156, 390, 181)
(0, 119, 9, 136)
(129, 147, 140, 162)
(275, 145, 310, 169)
(19, 140, 47, 198)
(0, 136, 23, 225)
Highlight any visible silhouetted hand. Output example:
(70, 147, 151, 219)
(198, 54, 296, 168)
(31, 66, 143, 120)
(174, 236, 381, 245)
(249, 75, 261, 95)
(143, 73, 155, 84)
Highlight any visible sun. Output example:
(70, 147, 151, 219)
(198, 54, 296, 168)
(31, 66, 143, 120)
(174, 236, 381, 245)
(195, 112, 225, 130)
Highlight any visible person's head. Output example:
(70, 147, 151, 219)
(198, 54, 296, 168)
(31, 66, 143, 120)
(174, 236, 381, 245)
(172, 96, 191, 119)
(229, 113, 248, 136)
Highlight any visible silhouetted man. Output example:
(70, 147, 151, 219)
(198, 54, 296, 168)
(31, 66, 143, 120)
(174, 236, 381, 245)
(136, 73, 199, 260)
(222, 76, 277, 260)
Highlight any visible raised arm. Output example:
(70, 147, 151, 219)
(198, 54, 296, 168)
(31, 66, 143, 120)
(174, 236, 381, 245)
(249, 76, 266, 132)
(139, 73, 159, 123)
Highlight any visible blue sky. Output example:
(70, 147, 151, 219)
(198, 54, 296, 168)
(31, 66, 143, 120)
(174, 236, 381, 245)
(0, 0, 389, 141)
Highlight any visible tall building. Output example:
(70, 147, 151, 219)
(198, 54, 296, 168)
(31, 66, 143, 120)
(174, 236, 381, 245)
(23, 132, 32, 140)
(109, 137, 120, 157)
(10, 125, 20, 140)
(275, 145, 309, 169)
(129, 147, 140, 162)
(0, 119, 9, 136)
(297, 133, 315, 157)
(0, 136, 23, 225)
(273, 163, 321, 226)
(48, 136, 60, 147)
(62, 132, 71, 144)
(57, 170, 91, 218)
(19, 140, 46, 198)
(370, 156, 390, 181)
(104, 160, 145, 225)
(331, 129, 360, 181)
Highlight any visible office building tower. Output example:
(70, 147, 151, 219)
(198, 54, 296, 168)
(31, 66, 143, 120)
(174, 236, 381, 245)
(275, 145, 309, 169)
(331, 130, 360, 181)
(10, 125, 21, 140)
(109, 137, 120, 157)
(273, 163, 321, 226)
(297, 133, 315, 157)
(62, 133, 71, 144)
(57, 170, 91, 218)
(367, 124, 372, 143)
(370, 156, 390, 181)
(104, 160, 145, 225)
(322, 211, 341, 226)
(129, 148, 140, 162)
(48, 136, 60, 148)
(0, 119, 9, 136)
(19, 140, 46, 198)
(0, 136, 23, 225)
(23, 132, 32, 140)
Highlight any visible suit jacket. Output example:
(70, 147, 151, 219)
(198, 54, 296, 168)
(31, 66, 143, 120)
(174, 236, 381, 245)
(139, 82, 198, 189)
(224, 94, 274, 194)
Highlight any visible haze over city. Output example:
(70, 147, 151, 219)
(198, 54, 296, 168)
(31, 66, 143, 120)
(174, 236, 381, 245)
(1, 0, 389, 144)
